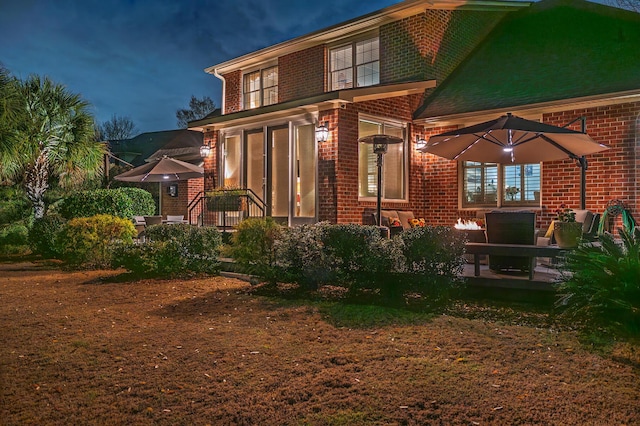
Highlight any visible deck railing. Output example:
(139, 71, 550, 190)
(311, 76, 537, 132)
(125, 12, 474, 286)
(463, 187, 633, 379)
(187, 189, 266, 229)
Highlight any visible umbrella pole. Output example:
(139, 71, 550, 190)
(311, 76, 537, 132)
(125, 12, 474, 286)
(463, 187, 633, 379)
(580, 119, 587, 210)
(376, 152, 383, 227)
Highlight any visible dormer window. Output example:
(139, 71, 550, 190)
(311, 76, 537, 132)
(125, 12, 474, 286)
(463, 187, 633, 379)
(329, 36, 379, 91)
(243, 65, 278, 110)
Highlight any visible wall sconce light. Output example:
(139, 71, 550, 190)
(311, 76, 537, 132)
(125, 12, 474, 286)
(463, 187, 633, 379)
(199, 143, 211, 158)
(315, 121, 329, 143)
(415, 136, 427, 151)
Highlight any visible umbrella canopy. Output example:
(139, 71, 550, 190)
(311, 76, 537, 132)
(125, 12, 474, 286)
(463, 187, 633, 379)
(114, 156, 203, 182)
(419, 113, 608, 164)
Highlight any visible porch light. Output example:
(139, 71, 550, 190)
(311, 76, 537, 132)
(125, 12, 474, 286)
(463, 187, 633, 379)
(200, 143, 211, 158)
(315, 121, 329, 143)
(415, 136, 427, 151)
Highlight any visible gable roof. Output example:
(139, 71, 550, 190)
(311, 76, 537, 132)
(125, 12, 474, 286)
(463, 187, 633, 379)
(109, 130, 203, 166)
(414, 0, 640, 121)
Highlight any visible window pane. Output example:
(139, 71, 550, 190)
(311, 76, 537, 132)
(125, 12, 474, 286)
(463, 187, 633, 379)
(330, 45, 353, 90)
(382, 125, 403, 199)
(355, 38, 379, 87)
(358, 120, 405, 200)
(331, 68, 353, 90)
(271, 128, 289, 217)
(358, 120, 382, 198)
(357, 62, 379, 87)
(246, 131, 264, 199)
(262, 66, 278, 106)
(243, 71, 261, 109)
(503, 164, 540, 205)
(223, 135, 241, 188)
(295, 124, 316, 217)
(462, 162, 498, 207)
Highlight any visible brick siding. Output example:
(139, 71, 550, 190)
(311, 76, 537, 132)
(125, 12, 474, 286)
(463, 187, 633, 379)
(279, 45, 325, 103)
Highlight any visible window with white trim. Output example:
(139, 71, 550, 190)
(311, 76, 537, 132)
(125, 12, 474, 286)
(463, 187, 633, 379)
(462, 162, 541, 208)
(358, 118, 406, 200)
(243, 65, 278, 110)
(330, 36, 379, 91)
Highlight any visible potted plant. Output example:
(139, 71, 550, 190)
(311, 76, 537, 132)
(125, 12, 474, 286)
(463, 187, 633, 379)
(553, 204, 582, 248)
(206, 187, 246, 211)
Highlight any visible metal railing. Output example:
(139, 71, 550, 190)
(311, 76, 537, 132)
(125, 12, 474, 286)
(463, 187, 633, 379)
(187, 189, 266, 229)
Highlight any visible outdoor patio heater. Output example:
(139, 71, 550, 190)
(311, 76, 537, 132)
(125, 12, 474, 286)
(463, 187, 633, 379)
(358, 134, 404, 227)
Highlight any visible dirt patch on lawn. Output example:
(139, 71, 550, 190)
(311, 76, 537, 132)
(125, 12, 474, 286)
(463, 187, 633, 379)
(0, 261, 638, 425)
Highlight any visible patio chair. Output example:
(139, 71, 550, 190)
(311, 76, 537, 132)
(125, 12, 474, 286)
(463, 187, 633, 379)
(144, 215, 163, 226)
(484, 211, 536, 274)
(165, 215, 187, 224)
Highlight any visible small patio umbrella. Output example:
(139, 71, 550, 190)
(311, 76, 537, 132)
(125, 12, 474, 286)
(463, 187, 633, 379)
(418, 113, 609, 208)
(114, 156, 203, 182)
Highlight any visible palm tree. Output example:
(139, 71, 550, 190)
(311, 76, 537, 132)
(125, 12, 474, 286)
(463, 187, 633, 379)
(0, 66, 23, 180)
(0, 74, 105, 218)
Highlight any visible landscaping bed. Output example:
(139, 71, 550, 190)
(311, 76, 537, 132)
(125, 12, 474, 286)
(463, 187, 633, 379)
(0, 260, 638, 425)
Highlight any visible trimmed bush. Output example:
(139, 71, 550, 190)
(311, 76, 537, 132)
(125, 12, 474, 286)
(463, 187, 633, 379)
(117, 187, 156, 217)
(59, 188, 155, 220)
(112, 224, 222, 277)
(58, 214, 136, 268)
(29, 215, 66, 257)
(274, 222, 329, 290)
(320, 224, 395, 294)
(395, 226, 467, 304)
(226, 218, 282, 282)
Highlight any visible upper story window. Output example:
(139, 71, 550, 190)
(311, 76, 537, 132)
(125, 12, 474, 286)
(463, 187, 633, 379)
(330, 36, 379, 91)
(358, 117, 406, 201)
(243, 65, 278, 110)
(461, 162, 541, 208)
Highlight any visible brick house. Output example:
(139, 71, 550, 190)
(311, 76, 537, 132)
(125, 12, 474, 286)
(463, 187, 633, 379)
(188, 0, 640, 230)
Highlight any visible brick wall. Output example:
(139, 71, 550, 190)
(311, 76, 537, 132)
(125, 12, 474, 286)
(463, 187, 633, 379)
(222, 70, 241, 114)
(203, 130, 218, 191)
(380, 9, 507, 84)
(279, 45, 325, 103)
(160, 178, 204, 220)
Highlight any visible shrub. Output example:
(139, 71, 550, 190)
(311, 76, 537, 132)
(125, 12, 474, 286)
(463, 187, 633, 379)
(112, 224, 222, 277)
(0, 223, 30, 256)
(395, 226, 467, 304)
(116, 187, 156, 216)
(556, 228, 640, 336)
(320, 224, 395, 296)
(59, 188, 155, 220)
(29, 215, 66, 257)
(274, 222, 330, 291)
(226, 218, 282, 282)
(57, 214, 136, 268)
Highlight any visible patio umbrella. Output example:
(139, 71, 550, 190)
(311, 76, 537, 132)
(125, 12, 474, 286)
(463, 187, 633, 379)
(114, 156, 203, 182)
(418, 113, 609, 208)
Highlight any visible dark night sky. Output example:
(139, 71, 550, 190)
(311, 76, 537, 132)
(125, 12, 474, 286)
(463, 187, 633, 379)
(0, 0, 403, 134)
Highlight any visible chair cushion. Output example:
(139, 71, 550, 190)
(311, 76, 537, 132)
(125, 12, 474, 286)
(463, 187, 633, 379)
(396, 211, 415, 229)
(380, 210, 399, 227)
(166, 215, 184, 222)
(573, 210, 594, 234)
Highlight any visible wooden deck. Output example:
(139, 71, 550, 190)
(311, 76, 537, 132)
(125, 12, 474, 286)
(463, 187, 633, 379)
(462, 262, 562, 292)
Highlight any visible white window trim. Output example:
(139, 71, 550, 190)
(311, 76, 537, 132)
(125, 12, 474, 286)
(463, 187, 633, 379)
(241, 61, 278, 111)
(328, 30, 379, 92)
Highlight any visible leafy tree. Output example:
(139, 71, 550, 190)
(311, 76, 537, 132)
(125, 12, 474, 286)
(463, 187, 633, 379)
(0, 66, 23, 183)
(176, 95, 217, 128)
(97, 114, 138, 140)
(0, 74, 105, 218)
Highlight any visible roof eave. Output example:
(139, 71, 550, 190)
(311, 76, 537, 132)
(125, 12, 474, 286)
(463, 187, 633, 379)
(414, 89, 640, 126)
(189, 80, 436, 131)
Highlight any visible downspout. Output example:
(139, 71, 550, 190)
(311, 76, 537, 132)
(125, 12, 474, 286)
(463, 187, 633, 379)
(213, 67, 226, 115)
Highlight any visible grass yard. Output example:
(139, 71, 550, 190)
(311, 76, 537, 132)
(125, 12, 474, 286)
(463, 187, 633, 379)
(0, 260, 638, 425)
